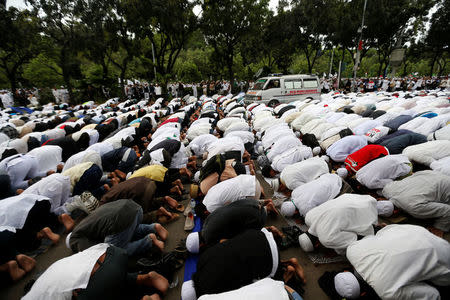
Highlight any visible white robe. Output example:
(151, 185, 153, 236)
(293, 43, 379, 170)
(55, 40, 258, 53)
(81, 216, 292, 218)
(271, 146, 313, 173)
(22, 243, 110, 300)
(382, 170, 450, 231)
(430, 156, 450, 176)
(305, 194, 378, 255)
(326, 135, 368, 162)
(63, 150, 102, 172)
(189, 134, 218, 156)
(403, 140, 450, 166)
(23, 173, 72, 215)
(266, 135, 302, 162)
(198, 278, 289, 300)
(346, 225, 450, 300)
(203, 175, 256, 213)
(356, 155, 412, 189)
(27, 145, 63, 173)
(280, 157, 329, 190)
(0, 194, 50, 233)
(206, 136, 245, 160)
(291, 173, 342, 217)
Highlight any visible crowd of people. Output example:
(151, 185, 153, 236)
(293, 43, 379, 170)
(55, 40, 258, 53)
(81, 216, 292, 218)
(0, 80, 449, 300)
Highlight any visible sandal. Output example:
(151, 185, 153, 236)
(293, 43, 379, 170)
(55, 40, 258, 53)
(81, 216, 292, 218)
(184, 212, 194, 231)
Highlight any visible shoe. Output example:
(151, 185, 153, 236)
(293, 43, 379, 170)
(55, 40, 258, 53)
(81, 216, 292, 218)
(184, 212, 194, 231)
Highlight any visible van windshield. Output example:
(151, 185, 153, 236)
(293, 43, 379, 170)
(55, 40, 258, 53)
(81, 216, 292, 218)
(252, 79, 267, 90)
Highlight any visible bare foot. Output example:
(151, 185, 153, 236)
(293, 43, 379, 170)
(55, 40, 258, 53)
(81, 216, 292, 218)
(114, 169, 127, 180)
(267, 226, 284, 238)
(103, 184, 111, 191)
(137, 271, 169, 294)
(16, 254, 36, 273)
(149, 233, 164, 252)
(172, 179, 184, 191)
(264, 200, 279, 216)
(46, 170, 56, 176)
(188, 156, 197, 162)
(169, 186, 182, 196)
(180, 167, 192, 178)
(154, 223, 168, 241)
(110, 177, 120, 186)
(38, 227, 60, 245)
(6, 261, 26, 281)
(16, 189, 24, 195)
(58, 214, 75, 232)
(283, 265, 295, 283)
(141, 294, 161, 300)
(165, 196, 180, 209)
(287, 258, 306, 283)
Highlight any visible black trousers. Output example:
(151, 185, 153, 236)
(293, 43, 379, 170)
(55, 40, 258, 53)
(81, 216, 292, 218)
(76, 246, 138, 300)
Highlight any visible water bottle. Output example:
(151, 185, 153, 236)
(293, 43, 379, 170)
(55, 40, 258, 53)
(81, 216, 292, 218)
(190, 198, 196, 217)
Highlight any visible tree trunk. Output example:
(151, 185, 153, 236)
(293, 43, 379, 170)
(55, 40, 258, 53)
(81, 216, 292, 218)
(227, 54, 234, 93)
(429, 52, 437, 76)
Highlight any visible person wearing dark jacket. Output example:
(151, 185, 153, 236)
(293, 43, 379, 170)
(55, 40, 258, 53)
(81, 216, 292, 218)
(67, 199, 167, 256)
(185, 199, 267, 254)
(378, 131, 427, 154)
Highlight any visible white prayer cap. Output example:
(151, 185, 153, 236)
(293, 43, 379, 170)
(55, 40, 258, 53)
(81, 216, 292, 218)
(321, 155, 330, 163)
(298, 233, 314, 252)
(193, 171, 200, 183)
(295, 131, 301, 138)
(258, 145, 264, 155)
(281, 201, 296, 217)
(186, 232, 200, 254)
(181, 280, 197, 300)
(313, 146, 321, 156)
(334, 272, 360, 299)
(376, 200, 394, 217)
(337, 168, 348, 178)
(269, 178, 279, 192)
(65, 232, 72, 249)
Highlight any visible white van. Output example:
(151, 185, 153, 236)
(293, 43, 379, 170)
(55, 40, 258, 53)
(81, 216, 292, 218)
(245, 74, 320, 106)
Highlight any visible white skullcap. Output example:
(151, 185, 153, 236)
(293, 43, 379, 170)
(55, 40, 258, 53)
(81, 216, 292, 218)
(281, 201, 296, 217)
(295, 131, 301, 138)
(321, 155, 330, 163)
(269, 178, 279, 192)
(65, 232, 72, 249)
(334, 272, 360, 299)
(193, 171, 200, 183)
(181, 280, 197, 300)
(337, 168, 348, 178)
(298, 233, 314, 252)
(376, 200, 394, 217)
(258, 145, 264, 155)
(313, 146, 321, 156)
(186, 232, 200, 254)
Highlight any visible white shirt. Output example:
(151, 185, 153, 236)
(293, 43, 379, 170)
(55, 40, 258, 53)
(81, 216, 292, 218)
(305, 194, 378, 254)
(291, 173, 342, 217)
(356, 154, 412, 189)
(23, 243, 110, 300)
(326, 135, 368, 162)
(347, 225, 450, 300)
(280, 157, 329, 190)
(203, 175, 256, 212)
(271, 146, 313, 173)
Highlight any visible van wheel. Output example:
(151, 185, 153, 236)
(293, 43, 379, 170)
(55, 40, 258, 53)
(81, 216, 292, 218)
(268, 100, 279, 107)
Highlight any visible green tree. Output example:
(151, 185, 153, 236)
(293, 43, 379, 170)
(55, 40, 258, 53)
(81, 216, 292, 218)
(0, 7, 41, 98)
(201, 0, 270, 91)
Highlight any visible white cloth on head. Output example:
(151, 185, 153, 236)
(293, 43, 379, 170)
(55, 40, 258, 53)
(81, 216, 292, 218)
(22, 243, 109, 300)
(305, 194, 378, 254)
(382, 170, 450, 231)
(186, 232, 200, 253)
(334, 272, 360, 299)
(203, 175, 256, 213)
(346, 225, 450, 300)
(182, 280, 197, 300)
(376, 200, 394, 217)
(280, 157, 329, 190)
(0, 194, 50, 233)
(291, 173, 342, 217)
(356, 154, 412, 189)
